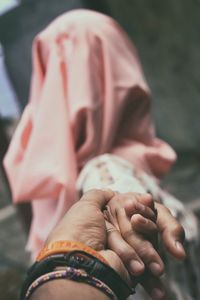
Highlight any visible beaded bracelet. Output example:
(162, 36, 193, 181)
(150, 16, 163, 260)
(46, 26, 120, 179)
(25, 267, 117, 300)
(21, 250, 134, 300)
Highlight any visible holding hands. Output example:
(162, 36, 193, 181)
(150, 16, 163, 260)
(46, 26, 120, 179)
(44, 189, 186, 300)
(105, 192, 186, 299)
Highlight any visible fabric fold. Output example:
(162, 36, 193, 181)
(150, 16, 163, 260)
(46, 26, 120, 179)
(4, 9, 176, 256)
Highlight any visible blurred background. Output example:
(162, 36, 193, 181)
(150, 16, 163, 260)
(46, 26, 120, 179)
(0, 0, 200, 299)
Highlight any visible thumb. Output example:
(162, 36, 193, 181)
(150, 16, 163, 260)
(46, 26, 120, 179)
(99, 249, 131, 286)
(81, 189, 115, 209)
(155, 203, 186, 260)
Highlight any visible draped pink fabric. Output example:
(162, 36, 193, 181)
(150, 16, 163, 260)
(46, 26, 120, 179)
(3, 9, 176, 256)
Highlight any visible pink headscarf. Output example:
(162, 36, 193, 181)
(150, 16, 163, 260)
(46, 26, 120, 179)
(4, 9, 176, 256)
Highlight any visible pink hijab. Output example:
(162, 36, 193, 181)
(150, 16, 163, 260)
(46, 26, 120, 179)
(3, 9, 176, 256)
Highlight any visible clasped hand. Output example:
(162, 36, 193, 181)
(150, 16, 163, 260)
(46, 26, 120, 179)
(46, 189, 186, 300)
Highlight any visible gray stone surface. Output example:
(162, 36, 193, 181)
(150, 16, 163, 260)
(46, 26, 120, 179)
(162, 152, 200, 203)
(108, 0, 200, 152)
(0, 169, 10, 208)
(0, 209, 29, 300)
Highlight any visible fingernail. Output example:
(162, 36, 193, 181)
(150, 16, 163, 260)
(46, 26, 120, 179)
(129, 260, 144, 275)
(138, 215, 147, 224)
(175, 241, 186, 255)
(135, 202, 144, 211)
(151, 288, 165, 300)
(149, 262, 163, 276)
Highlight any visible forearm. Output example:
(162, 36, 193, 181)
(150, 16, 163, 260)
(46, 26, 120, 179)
(30, 279, 110, 300)
(77, 154, 147, 195)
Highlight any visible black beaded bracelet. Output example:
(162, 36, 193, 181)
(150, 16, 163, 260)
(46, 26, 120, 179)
(20, 250, 134, 300)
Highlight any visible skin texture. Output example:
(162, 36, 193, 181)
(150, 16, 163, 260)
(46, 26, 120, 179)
(45, 189, 130, 283)
(105, 193, 186, 300)
(105, 193, 163, 277)
(30, 279, 110, 300)
(31, 189, 185, 300)
(30, 189, 130, 300)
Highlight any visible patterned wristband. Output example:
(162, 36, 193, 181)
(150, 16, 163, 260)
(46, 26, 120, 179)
(37, 240, 108, 265)
(21, 251, 134, 300)
(25, 267, 117, 300)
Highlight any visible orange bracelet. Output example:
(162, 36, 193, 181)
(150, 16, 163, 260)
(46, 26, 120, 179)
(36, 240, 109, 265)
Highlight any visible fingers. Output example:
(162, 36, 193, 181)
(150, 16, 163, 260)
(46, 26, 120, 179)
(123, 193, 156, 221)
(134, 193, 155, 210)
(99, 249, 131, 286)
(81, 189, 115, 209)
(125, 199, 156, 222)
(131, 214, 158, 249)
(117, 208, 164, 277)
(131, 214, 158, 236)
(104, 205, 120, 230)
(155, 203, 186, 260)
(108, 193, 157, 222)
(138, 271, 166, 300)
(106, 221, 145, 276)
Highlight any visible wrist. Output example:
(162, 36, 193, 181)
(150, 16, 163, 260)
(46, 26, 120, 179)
(30, 279, 110, 300)
(77, 154, 147, 194)
(21, 246, 133, 300)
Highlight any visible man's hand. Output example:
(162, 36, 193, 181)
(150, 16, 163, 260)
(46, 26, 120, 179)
(45, 189, 130, 284)
(155, 202, 186, 259)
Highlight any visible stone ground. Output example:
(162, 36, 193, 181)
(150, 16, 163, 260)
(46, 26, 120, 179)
(0, 167, 30, 300)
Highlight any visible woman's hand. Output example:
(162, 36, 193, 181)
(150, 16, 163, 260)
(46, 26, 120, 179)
(105, 192, 164, 277)
(104, 194, 186, 300)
